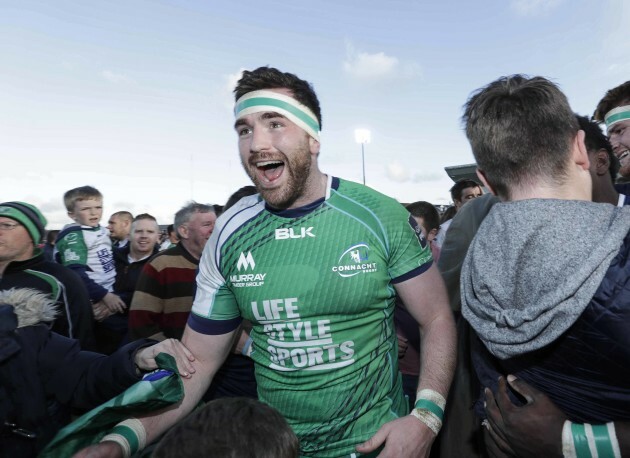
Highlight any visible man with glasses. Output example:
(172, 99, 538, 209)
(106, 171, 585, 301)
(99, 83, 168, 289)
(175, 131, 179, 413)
(0, 201, 95, 349)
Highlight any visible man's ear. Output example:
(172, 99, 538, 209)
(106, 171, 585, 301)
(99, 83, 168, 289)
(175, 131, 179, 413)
(593, 149, 610, 177)
(309, 137, 320, 156)
(476, 169, 496, 196)
(177, 225, 188, 240)
(67, 211, 77, 222)
(573, 130, 590, 171)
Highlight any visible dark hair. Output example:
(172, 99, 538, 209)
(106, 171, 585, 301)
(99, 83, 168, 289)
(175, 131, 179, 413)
(224, 185, 258, 212)
(152, 397, 299, 458)
(234, 66, 322, 129)
(593, 81, 630, 122)
(406, 201, 440, 232)
(575, 114, 619, 180)
(46, 230, 59, 245)
(462, 75, 578, 200)
(166, 224, 175, 235)
(449, 179, 481, 202)
(441, 205, 457, 224)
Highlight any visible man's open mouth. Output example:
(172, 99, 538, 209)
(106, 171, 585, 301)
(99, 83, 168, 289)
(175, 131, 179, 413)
(256, 160, 285, 182)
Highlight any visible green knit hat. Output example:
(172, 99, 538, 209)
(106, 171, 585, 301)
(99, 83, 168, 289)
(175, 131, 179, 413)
(0, 201, 47, 244)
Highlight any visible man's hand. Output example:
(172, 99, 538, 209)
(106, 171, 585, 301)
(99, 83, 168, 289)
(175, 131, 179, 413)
(232, 329, 251, 355)
(102, 292, 126, 314)
(134, 339, 196, 379)
(356, 415, 435, 458)
(72, 441, 123, 458)
(397, 334, 409, 359)
(484, 375, 567, 458)
(92, 301, 113, 321)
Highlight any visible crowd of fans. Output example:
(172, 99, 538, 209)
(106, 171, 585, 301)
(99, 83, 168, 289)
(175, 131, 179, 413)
(1, 68, 629, 458)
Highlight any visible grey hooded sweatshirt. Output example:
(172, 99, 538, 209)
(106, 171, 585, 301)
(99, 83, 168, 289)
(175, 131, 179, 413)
(462, 198, 630, 360)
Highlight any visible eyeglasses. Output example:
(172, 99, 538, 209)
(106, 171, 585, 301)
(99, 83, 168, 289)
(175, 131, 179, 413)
(0, 222, 20, 231)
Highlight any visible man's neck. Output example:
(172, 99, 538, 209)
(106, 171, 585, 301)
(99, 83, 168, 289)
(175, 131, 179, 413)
(592, 184, 620, 206)
(129, 249, 151, 263)
(507, 174, 591, 202)
(179, 240, 200, 260)
(285, 170, 328, 210)
(0, 250, 34, 276)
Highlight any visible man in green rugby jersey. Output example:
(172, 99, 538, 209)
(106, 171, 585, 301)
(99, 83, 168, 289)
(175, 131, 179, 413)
(77, 67, 455, 458)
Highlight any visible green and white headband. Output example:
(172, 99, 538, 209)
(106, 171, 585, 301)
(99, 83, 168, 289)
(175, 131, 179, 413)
(234, 90, 320, 141)
(605, 105, 630, 131)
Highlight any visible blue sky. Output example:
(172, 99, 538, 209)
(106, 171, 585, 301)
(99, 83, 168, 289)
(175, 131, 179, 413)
(1, 0, 628, 228)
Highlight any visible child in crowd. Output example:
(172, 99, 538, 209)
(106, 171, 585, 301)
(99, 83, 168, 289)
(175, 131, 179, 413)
(55, 186, 125, 320)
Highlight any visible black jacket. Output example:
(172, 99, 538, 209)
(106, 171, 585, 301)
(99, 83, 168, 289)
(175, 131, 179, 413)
(113, 244, 159, 308)
(0, 299, 152, 457)
(0, 250, 95, 350)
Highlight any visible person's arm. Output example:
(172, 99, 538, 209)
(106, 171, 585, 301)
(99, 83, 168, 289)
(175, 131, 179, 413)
(38, 332, 195, 410)
(356, 264, 457, 457)
(485, 375, 629, 458)
(73, 325, 236, 458)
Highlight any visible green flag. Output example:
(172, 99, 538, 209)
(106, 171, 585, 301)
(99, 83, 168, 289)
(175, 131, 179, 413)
(40, 353, 184, 457)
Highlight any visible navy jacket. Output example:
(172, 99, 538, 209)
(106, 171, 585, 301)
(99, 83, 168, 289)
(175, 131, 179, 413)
(473, 230, 630, 423)
(0, 304, 152, 457)
(0, 251, 95, 350)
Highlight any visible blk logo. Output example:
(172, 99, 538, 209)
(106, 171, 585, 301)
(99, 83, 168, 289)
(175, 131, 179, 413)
(237, 251, 256, 271)
(275, 227, 316, 240)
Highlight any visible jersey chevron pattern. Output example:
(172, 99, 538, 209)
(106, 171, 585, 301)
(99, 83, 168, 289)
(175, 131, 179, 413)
(190, 177, 432, 457)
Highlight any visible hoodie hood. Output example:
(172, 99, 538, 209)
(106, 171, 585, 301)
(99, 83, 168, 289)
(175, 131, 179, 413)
(0, 287, 58, 328)
(462, 199, 630, 359)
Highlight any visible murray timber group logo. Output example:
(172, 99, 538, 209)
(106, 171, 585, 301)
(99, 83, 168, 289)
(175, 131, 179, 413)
(231, 251, 266, 288)
(237, 251, 256, 271)
(332, 243, 378, 278)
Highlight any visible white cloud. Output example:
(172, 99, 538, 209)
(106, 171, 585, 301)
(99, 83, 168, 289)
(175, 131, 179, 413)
(101, 70, 131, 84)
(510, 0, 564, 16)
(386, 161, 411, 182)
(385, 161, 445, 184)
(220, 68, 247, 112)
(225, 68, 246, 93)
(412, 172, 444, 183)
(343, 41, 421, 80)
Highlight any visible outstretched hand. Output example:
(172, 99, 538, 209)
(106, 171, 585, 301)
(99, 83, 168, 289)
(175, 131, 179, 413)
(484, 375, 567, 458)
(134, 338, 196, 379)
(356, 415, 435, 458)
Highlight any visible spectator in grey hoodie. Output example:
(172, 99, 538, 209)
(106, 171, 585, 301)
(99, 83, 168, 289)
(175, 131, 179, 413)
(461, 75, 630, 457)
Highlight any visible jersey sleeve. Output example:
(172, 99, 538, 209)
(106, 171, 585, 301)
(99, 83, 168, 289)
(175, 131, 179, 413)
(188, 239, 242, 335)
(386, 206, 433, 283)
(56, 229, 88, 267)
